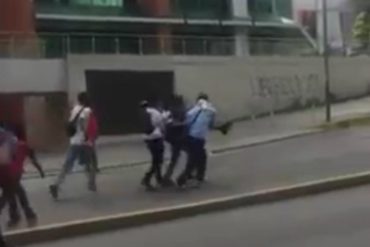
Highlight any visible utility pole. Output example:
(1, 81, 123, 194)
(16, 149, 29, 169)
(322, 0, 331, 122)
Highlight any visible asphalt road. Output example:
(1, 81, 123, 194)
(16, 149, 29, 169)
(4, 127, 370, 229)
(29, 185, 370, 247)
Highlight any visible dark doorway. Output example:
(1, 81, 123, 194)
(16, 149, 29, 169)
(85, 70, 174, 135)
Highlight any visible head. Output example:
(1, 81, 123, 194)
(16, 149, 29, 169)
(6, 124, 25, 141)
(145, 94, 161, 109)
(197, 93, 209, 102)
(0, 122, 24, 140)
(140, 100, 149, 109)
(77, 92, 90, 107)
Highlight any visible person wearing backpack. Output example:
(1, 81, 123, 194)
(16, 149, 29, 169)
(177, 93, 216, 188)
(49, 92, 96, 200)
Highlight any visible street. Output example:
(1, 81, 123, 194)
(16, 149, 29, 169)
(29, 184, 370, 247)
(4, 127, 370, 229)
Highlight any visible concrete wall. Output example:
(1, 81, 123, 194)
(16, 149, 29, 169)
(174, 57, 325, 120)
(0, 59, 66, 93)
(2, 55, 370, 123)
(330, 57, 370, 100)
(67, 56, 324, 118)
(65, 55, 370, 121)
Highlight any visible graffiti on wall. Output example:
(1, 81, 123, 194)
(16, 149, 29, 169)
(250, 73, 323, 100)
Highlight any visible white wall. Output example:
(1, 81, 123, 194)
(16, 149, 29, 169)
(175, 57, 325, 119)
(65, 55, 370, 120)
(3, 55, 369, 121)
(0, 59, 66, 93)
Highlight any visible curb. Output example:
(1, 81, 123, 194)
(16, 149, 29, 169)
(211, 129, 322, 155)
(7, 170, 370, 246)
(23, 129, 322, 180)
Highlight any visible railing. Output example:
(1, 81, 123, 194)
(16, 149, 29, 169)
(0, 33, 317, 58)
(0, 33, 235, 58)
(35, 0, 232, 19)
(249, 37, 317, 56)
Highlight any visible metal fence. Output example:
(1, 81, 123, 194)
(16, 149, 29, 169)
(0, 33, 316, 58)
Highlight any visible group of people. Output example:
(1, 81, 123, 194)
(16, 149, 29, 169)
(141, 93, 226, 190)
(0, 91, 230, 246)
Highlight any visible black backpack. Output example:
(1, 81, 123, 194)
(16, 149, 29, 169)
(66, 107, 85, 137)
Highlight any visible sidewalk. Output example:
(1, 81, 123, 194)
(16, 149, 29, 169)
(25, 96, 370, 175)
(6, 125, 370, 231)
(2, 97, 370, 231)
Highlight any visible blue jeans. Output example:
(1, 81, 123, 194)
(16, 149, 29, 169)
(55, 144, 96, 189)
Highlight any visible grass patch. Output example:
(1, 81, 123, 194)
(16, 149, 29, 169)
(319, 116, 370, 130)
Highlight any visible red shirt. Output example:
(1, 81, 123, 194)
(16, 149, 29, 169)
(0, 141, 29, 186)
(9, 141, 29, 179)
(87, 111, 99, 143)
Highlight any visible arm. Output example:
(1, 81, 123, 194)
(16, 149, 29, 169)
(209, 113, 216, 129)
(28, 149, 45, 178)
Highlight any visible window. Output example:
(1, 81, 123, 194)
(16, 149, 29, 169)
(72, 0, 123, 7)
(249, 0, 274, 16)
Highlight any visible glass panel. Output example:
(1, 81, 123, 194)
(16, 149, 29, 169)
(95, 36, 116, 54)
(69, 35, 93, 54)
(39, 35, 65, 58)
(118, 36, 140, 54)
(72, 0, 123, 6)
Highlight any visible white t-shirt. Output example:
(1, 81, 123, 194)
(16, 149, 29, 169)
(145, 107, 165, 140)
(69, 105, 92, 145)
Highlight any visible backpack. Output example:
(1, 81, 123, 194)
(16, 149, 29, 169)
(66, 107, 85, 137)
(87, 111, 99, 142)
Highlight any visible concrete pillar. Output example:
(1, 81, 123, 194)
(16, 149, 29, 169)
(138, 0, 170, 17)
(232, 0, 249, 18)
(0, 0, 38, 57)
(0, 0, 35, 32)
(235, 27, 249, 56)
(138, 0, 172, 54)
(231, 0, 249, 56)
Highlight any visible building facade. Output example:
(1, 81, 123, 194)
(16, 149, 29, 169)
(0, 0, 316, 150)
(0, 0, 313, 58)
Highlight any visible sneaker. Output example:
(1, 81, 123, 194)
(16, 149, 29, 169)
(88, 183, 97, 192)
(145, 184, 157, 192)
(26, 214, 38, 228)
(176, 177, 187, 188)
(162, 178, 175, 187)
(7, 218, 20, 229)
(49, 185, 59, 200)
(141, 177, 156, 191)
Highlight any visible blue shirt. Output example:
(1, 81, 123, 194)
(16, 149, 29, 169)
(187, 101, 216, 140)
